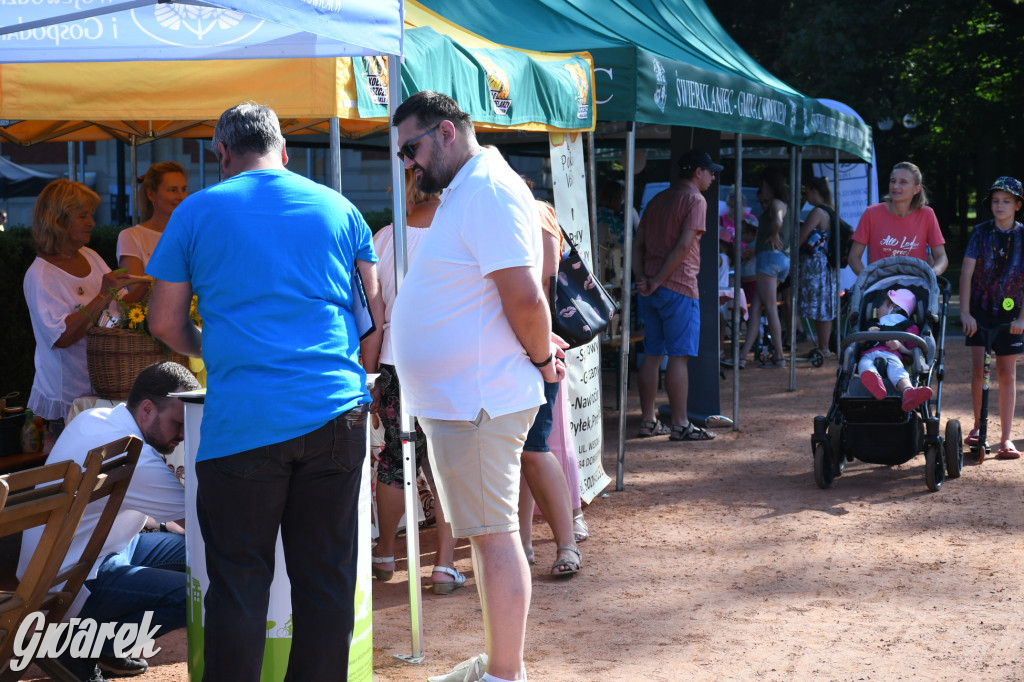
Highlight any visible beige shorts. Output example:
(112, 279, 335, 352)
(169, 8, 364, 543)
(418, 406, 538, 538)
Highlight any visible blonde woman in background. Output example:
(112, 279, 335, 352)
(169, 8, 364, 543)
(117, 161, 188, 303)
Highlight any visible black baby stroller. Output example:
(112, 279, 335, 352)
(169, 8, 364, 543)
(812, 256, 959, 492)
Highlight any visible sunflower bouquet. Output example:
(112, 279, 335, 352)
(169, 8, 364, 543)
(82, 276, 201, 339)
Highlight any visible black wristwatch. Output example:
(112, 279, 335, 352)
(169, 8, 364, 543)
(159, 522, 168, 533)
(531, 353, 553, 368)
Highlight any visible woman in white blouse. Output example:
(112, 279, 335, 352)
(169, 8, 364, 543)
(23, 180, 145, 429)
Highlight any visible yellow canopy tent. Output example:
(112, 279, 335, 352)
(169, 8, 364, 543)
(0, 1, 594, 145)
(1, 2, 596, 665)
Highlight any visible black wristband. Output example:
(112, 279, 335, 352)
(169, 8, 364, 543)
(531, 353, 553, 368)
(159, 522, 168, 533)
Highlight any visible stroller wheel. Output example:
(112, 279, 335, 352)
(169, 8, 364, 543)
(813, 440, 835, 489)
(828, 421, 845, 477)
(945, 420, 963, 479)
(925, 443, 944, 492)
(809, 348, 825, 368)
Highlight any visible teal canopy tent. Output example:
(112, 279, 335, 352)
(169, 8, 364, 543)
(420, 0, 873, 486)
(417, 0, 871, 159)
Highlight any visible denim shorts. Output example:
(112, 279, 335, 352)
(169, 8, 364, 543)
(639, 288, 700, 357)
(523, 381, 560, 452)
(756, 250, 790, 281)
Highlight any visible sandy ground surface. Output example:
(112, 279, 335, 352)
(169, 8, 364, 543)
(21, 337, 1024, 681)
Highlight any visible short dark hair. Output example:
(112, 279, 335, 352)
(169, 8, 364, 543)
(126, 362, 200, 413)
(679, 166, 698, 181)
(392, 90, 473, 135)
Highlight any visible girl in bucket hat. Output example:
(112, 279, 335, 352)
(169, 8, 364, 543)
(959, 176, 1024, 459)
(857, 288, 933, 412)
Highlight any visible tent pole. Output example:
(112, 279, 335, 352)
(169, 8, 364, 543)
(116, 141, 127, 224)
(67, 142, 75, 182)
(731, 134, 742, 430)
(79, 142, 85, 184)
(616, 122, 636, 492)
(833, 148, 841, 353)
(586, 132, 599, 276)
(788, 146, 801, 391)
(329, 119, 342, 193)
(386, 53, 424, 666)
(198, 139, 206, 190)
(130, 138, 138, 224)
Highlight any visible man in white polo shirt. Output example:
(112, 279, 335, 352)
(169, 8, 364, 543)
(390, 91, 565, 682)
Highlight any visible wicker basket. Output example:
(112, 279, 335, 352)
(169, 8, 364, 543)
(86, 327, 190, 400)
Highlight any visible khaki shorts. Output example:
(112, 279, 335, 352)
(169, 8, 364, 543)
(419, 406, 538, 538)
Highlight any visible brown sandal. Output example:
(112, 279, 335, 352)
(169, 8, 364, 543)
(670, 423, 715, 441)
(638, 420, 670, 438)
(551, 546, 582, 578)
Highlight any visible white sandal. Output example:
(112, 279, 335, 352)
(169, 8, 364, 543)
(431, 565, 466, 595)
(372, 555, 395, 582)
(573, 512, 589, 543)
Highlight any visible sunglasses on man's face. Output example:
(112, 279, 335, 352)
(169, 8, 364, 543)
(397, 124, 440, 162)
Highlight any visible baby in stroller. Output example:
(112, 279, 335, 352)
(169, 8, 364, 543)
(857, 288, 934, 412)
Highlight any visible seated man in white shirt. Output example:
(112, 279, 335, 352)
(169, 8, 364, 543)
(18, 361, 198, 682)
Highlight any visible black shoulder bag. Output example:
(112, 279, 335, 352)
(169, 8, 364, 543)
(549, 226, 619, 349)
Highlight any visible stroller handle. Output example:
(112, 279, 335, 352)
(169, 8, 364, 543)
(841, 330, 934, 365)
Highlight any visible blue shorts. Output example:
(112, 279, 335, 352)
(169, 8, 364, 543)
(523, 381, 560, 452)
(639, 288, 700, 357)
(756, 250, 790, 281)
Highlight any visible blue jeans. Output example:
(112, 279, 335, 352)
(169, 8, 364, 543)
(196, 406, 367, 682)
(80, 531, 187, 656)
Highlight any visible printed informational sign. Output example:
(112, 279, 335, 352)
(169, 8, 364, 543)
(549, 133, 611, 503)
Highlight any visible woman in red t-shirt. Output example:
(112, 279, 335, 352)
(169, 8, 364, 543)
(848, 161, 948, 275)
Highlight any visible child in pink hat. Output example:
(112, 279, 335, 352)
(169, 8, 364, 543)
(857, 288, 933, 411)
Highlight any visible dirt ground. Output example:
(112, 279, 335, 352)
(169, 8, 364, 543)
(23, 337, 1024, 681)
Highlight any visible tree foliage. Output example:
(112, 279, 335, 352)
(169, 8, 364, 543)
(708, 0, 1024, 241)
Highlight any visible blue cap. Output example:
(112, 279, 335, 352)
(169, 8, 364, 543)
(988, 176, 1023, 201)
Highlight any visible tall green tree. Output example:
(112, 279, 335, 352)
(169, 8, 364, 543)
(710, 0, 1024, 246)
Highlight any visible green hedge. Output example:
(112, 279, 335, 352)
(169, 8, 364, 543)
(362, 209, 393, 234)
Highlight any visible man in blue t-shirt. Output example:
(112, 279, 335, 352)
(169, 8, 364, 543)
(147, 103, 382, 682)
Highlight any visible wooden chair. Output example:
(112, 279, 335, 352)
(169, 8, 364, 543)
(39, 435, 142, 627)
(0, 460, 85, 671)
(0, 435, 142, 681)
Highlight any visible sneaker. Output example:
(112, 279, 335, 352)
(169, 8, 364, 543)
(98, 654, 149, 677)
(901, 386, 933, 412)
(52, 652, 107, 682)
(427, 653, 489, 682)
(860, 371, 887, 400)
